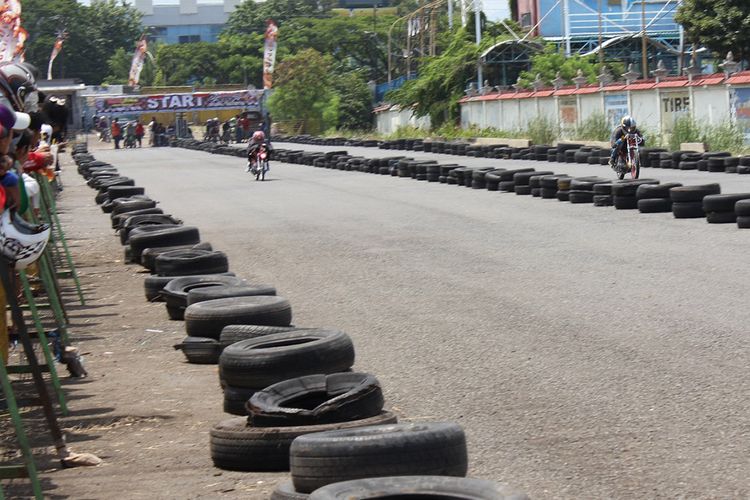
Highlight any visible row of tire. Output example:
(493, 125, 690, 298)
(70, 144, 527, 499)
(263, 148, 750, 228)
(277, 135, 750, 175)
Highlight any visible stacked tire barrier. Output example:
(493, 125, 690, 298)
(73, 145, 527, 499)
(170, 140, 750, 230)
(264, 135, 750, 177)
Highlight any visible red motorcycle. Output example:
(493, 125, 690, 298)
(614, 133, 642, 180)
(248, 144, 269, 181)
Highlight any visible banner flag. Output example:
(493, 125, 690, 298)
(47, 31, 67, 80)
(262, 19, 278, 89)
(0, 0, 27, 63)
(128, 35, 148, 86)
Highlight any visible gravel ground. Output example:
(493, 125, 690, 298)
(10, 141, 749, 499)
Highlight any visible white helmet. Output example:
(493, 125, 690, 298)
(0, 210, 50, 270)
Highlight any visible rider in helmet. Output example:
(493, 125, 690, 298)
(246, 130, 272, 169)
(609, 115, 644, 170)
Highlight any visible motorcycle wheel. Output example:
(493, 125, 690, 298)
(631, 160, 640, 179)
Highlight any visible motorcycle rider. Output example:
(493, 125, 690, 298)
(246, 130, 272, 172)
(609, 115, 644, 170)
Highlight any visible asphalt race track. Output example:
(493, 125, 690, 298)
(96, 143, 750, 499)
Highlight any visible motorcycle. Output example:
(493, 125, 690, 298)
(613, 133, 642, 180)
(248, 145, 270, 181)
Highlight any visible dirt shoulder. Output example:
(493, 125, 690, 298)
(4, 145, 280, 499)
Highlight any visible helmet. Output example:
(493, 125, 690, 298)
(0, 62, 37, 112)
(0, 210, 50, 270)
(621, 115, 636, 132)
(252, 131, 265, 142)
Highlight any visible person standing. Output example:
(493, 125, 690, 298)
(135, 120, 144, 147)
(111, 118, 122, 149)
(239, 113, 250, 142)
(148, 116, 157, 146)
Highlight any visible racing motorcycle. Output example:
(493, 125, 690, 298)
(248, 144, 270, 181)
(613, 133, 642, 180)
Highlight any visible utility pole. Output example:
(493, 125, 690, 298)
(562, 0, 571, 57)
(597, 0, 603, 64)
(475, 0, 482, 88)
(641, 0, 648, 75)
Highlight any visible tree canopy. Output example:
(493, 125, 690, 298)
(226, 0, 337, 34)
(516, 45, 623, 88)
(23, 0, 142, 83)
(675, 0, 750, 63)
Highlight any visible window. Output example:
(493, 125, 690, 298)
(520, 12, 532, 27)
(178, 35, 201, 43)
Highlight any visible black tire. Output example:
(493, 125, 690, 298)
(702, 193, 750, 213)
(111, 199, 157, 216)
(497, 181, 515, 192)
(568, 190, 594, 204)
(638, 198, 672, 213)
(672, 201, 705, 218)
(636, 182, 682, 200)
(223, 384, 257, 415)
(161, 275, 244, 316)
(185, 296, 292, 339)
(736, 199, 750, 216)
(141, 242, 212, 271)
(173, 336, 221, 364)
(129, 226, 201, 263)
(271, 480, 309, 500)
(209, 411, 397, 472)
(122, 224, 182, 246)
(220, 324, 302, 349)
(670, 184, 721, 203)
(593, 195, 613, 207)
(705, 211, 737, 224)
(613, 196, 638, 210)
(187, 284, 276, 306)
(111, 208, 164, 229)
(107, 185, 145, 200)
(307, 476, 529, 500)
(143, 272, 235, 302)
(556, 190, 570, 202)
(611, 179, 659, 197)
(289, 422, 468, 494)
(248, 373, 383, 427)
(155, 249, 229, 277)
(514, 185, 532, 195)
(737, 216, 750, 228)
(220, 329, 354, 388)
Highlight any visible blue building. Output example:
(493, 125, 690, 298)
(136, 0, 239, 44)
(514, 0, 686, 73)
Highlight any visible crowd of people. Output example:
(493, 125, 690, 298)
(204, 112, 271, 145)
(0, 61, 70, 366)
(96, 116, 175, 149)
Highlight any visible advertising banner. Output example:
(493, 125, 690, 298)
(263, 19, 278, 89)
(128, 36, 148, 86)
(94, 90, 264, 115)
(47, 32, 67, 80)
(732, 87, 750, 144)
(559, 96, 577, 129)
(604, 94, 629, 129)
(0, 0, 27, 63)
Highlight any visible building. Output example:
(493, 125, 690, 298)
(136, 0, 241, 44)
(513, 0, 687, 73)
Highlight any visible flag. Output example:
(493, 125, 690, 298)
(0, 0, 27, 63)
(262, 19, 278, 89)
(47, 31, 67, 80)
(128, 35, 148, 86)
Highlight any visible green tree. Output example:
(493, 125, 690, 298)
(268, 48, 334, 134)
(331, 70, 373, 130)
(387, 28, 483, 127)
(226, 0, 337, 34)
(676, 0, 750, 63)
(23, 0, 142, 83)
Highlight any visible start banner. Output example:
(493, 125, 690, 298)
(95, 90, 264, 115)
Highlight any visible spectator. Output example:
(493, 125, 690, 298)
(233, 114, 242, 143)
(148, 116, 158, 146)
(239, 113, 250, 142)
(111, 118, 122, 149)
(135, 120, 144, 147)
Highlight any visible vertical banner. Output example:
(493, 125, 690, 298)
(0, 0, 27, 63)
(660, 92, 690, 130)
(263, 19, 278, 89)
(559, 96, 578, 131)
(604, 94, 629, 129)
(732, 87, 750, 145)
(47, 31, 67, 80)
(128, 35, 148, 87)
